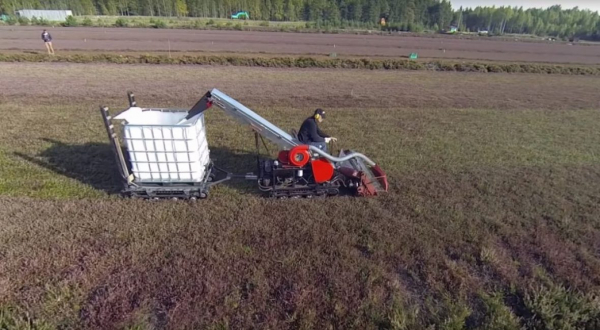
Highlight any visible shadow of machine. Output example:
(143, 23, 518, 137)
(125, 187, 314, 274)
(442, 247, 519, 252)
(14, 139, 124, 195)
(14, 139, 259, 197)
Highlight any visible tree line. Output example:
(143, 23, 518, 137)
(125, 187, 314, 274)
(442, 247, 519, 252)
(1, 0, 599, 39)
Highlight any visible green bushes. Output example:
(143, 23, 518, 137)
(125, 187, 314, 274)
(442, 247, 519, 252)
(114, 18, 127, 27)
(5, 15, 17, 25)
(149, 18, 167, 28)
(17, 16, 30, 25)
(29, 17, 49, 26)
(8, 16, 359, 34)
(152, 20, 167, 29)
(62, 15, 78, 27)
(383, 22, 425, 33)
(82, 17, 93, 26)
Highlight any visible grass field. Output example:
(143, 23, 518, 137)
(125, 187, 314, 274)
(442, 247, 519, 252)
(1, 62, 600, 329)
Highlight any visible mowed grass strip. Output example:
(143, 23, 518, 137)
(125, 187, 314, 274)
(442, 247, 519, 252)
(1, 102, 599, 198)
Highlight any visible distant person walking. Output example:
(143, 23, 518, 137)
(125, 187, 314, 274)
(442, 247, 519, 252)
(41, 29, 54, 55)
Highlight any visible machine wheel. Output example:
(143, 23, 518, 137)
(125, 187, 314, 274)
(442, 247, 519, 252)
(207, 172, 216, 182)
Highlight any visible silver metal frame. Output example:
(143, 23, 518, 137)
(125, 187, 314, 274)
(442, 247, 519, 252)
(209, 89, 300, 150)
(308, 146, 376, 167)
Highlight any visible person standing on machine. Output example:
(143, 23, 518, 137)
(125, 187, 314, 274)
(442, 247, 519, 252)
(297, 108, 337, 152)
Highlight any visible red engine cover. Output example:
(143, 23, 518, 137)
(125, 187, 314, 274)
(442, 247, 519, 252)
(311, 158, 334, 183)
(289, 145, 310, 167)
(278, 150, 289, 164)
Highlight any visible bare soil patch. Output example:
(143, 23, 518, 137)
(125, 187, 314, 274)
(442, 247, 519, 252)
(1, 62, 600, 110)
(2, 26, 600, 64)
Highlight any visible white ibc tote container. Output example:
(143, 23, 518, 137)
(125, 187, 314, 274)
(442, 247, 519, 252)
(114, 107, 210, 183)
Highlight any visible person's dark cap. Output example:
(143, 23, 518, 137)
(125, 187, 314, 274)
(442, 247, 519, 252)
(314, 108, 326, 119)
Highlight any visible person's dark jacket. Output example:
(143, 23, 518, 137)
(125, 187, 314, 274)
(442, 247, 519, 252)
(298, 117, 330, 143)
(42, 32, 52, 42)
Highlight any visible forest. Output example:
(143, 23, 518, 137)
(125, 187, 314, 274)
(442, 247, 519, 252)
(1, 0, 599, 39)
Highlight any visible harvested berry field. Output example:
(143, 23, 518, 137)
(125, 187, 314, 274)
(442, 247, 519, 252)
(1, 62, 600, 329)
(2, 26, 600, 64)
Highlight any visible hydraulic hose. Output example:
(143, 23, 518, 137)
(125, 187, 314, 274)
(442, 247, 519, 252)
(308, 146, 376, 166)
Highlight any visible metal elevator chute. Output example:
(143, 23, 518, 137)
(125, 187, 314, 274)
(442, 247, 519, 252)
(183, 88, 300, 150)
